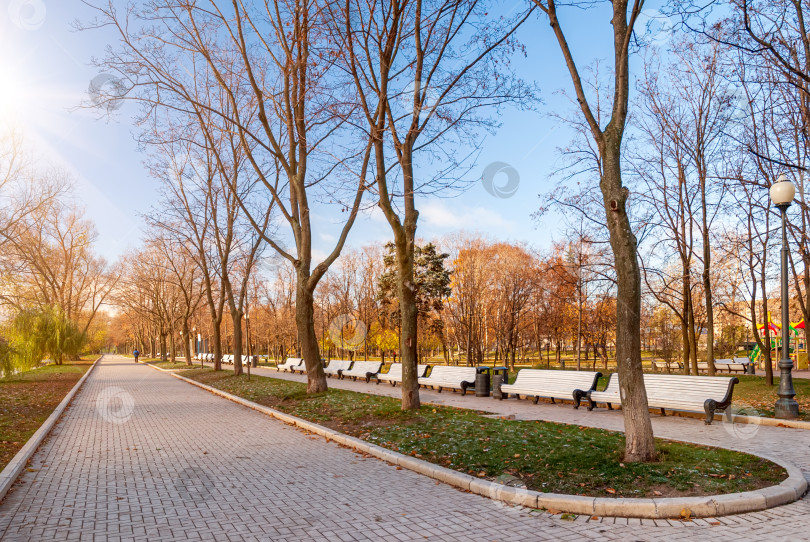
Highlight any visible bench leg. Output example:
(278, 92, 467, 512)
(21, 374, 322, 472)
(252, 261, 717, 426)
(586, 397, 596, 411)
(533, 396, 539, 405)
(550, 397, 555, 404)
(437, 387, 442, 393)
(660, 408, 666, 416)
(704, 399, 717, 425)
(607, 403, 613, 410)
(573, 390, 585, 410)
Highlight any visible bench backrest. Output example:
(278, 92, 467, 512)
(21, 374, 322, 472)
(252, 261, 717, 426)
(383, 363, 430, 378)
(604, 373, 736, 402)
(733, 357, 751, 364)
(281, 357, 302, 367)
(644, 374, 737, 401)
(512, 369, 601, 391)
(714, 358, 733, 364)
(324, 359, 353, 372)
(425, 365, 477, 381)
(347, 361, 383, 374)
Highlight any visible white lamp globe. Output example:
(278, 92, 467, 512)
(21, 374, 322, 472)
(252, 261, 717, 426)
(770, 174, 796, 206)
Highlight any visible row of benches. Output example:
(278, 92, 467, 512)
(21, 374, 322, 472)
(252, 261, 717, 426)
(651, 358, 751, 374)
(274, 359, 738, 424)
(194, 354, 254, 365)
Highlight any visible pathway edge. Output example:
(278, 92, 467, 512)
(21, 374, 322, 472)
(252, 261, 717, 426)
(154, 365, 808, 519)
(0, 355, 103, 503)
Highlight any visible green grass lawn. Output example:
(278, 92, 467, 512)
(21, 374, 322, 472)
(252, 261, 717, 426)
(730, 375, 810, 421)
(146, 360, 198, 370)
(0, 361, 93, 471)
(181, 368, 785, 498)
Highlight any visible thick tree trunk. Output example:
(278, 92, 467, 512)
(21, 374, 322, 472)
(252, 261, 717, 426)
(395, 237, 420, 410)
(296, 274, 327, 393)
(160, 334, 167, 362)
(601, 146, 656, 463)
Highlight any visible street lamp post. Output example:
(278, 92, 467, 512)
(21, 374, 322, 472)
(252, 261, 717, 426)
(770, 174, 800, 419)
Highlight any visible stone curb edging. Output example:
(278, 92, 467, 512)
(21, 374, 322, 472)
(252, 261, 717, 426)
(725, 413, 810, 431)
(152, 365, 808, 519)
(0, 355, 103, 503)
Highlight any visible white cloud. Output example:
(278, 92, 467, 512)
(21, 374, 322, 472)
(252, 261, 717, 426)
(419, 200, 516, 233)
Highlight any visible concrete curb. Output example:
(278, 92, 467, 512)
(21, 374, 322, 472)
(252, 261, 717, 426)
(154, 365, 808, 519)
(0, 355, 102, 503)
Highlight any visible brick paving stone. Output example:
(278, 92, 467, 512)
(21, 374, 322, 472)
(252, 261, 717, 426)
(1, 356, 809, 541)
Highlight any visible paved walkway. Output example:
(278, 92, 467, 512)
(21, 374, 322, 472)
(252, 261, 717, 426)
(0, 357, 807, 541)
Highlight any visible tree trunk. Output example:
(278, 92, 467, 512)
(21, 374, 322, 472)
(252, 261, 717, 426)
(601, 145, 655, 462)
(183, 321, 193, 366)
(231, 310, 243, 376)
(395, 236, 420, 410)
(211, 316, 222, 371)
(687, 297, 699, 375)
(296, 274, 327, 393)
(160, 334, 167, 362)
(702, 212, 716, 375)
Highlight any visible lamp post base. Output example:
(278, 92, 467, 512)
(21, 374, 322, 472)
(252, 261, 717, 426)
(775, 397, 799, 419)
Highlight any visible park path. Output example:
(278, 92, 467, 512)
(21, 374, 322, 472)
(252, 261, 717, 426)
(0, 356, 806, 541)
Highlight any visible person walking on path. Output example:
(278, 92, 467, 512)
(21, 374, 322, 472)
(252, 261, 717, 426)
(133, 349, 139, 363)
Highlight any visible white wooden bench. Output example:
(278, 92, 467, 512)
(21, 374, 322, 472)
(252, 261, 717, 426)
(499, 369, 602, 407)
(713, 360, 748, 374)
(340, 361, 384, 382)
(375, 363, 430, 386)
(418, 366, 478, 395)
(651, 360, 683, 372)
(277, 357, 303, 372)
(323, 359, 353, 377)
(586, 373, 739, 424)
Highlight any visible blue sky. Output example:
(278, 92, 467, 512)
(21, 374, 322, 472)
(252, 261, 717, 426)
(0, 0, 672, 262)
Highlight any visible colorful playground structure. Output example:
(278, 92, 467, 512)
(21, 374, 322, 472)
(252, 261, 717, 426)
(749, 313, 808, 370)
